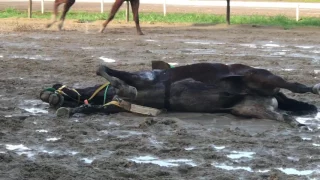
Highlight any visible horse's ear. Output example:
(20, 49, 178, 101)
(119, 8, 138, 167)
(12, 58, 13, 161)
(151, 61, 171, 70)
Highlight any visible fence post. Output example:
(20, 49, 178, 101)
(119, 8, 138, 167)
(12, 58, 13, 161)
(163, 0, 167, 16)
(28, 0, 32, 18)
(126, 1, 130, 22)
(41, 0, 44, 14)
(101, 0, 104, 13)
(226, 0, 230, 25)
(296, 4, 300, 21)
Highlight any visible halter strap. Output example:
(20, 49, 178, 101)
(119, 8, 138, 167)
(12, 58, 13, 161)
(56, 85, 81, 104)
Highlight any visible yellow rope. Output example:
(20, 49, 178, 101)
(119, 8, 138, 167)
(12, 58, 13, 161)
(55, 82, 110, 105)
(103, 100, 121, 107)
(87, 81, 110, 101)
(56, 85, 81, 104)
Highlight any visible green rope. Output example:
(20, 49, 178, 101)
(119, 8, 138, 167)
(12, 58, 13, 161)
(45, 87, 56, 92)
(103, 85, 110, 105)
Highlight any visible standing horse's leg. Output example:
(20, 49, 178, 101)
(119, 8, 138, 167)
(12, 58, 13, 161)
(99, 0, 125, 33)
(130, 0, 143, 35)
(58, 0, 75, 30)
(46, 0, 64, 28)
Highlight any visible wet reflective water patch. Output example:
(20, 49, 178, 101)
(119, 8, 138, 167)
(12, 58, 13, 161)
(180, 39, 224, 45)
(128, 155, 197, 167)
(185, 146, 195, 151)
(180, 49, 216, 55)
(46, 137, 61, 142)
(145, 39, 158, 42)
(19, 99, 49, 115)
(81, 157, 95, 164)
(36, 129, 49, 133)
(9, 54, 53, 61)
(213, 163, 253, 172)
(81, 47, 95, 50)
(4, 144, 79, 159)
(212, 144, 226, 150)
(148, 136, 163, 148)
(99, 56, 116, 63)
(277, 168, 315, 176)
(287, 156, 300, 162)
(240, 44, 257, 48)
(227, 151, 256, 159)
(296, 112, 320, 129)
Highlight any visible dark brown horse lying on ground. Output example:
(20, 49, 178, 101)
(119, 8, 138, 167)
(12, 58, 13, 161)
(46, 0, 143, 35)
(40, 61, 319, 127)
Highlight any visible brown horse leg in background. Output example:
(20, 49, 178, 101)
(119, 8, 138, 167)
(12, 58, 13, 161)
(99, 0, 143, 35)
(46, 0, 75, 30)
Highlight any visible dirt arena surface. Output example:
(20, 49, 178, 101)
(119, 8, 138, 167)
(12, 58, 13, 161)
(0, 18, 320, 179)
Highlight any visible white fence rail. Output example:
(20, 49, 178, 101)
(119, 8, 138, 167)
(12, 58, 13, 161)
(6, 0, 320, 21)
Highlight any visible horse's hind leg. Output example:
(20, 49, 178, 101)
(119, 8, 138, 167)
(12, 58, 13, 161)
(246, 69, 319, 95)
(130, 0, 143, 35)
(96, 66, 138, 99)
(46, 0, 64, 28)
(100, 0, 125, 33)
(58, 0, 75, 30)
(269, 75, 319, 94)
(231, 96, 304, 128)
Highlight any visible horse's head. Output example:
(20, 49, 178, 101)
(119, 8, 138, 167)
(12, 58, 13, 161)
(40, 83, 83, 108)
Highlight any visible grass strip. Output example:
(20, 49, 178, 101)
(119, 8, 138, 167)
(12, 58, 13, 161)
(1, 7, 320, 29)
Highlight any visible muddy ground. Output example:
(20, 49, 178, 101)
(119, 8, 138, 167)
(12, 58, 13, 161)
(0, 18, 320, 180)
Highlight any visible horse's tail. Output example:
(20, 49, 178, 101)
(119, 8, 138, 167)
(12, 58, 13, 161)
(275, 92, 317, 116)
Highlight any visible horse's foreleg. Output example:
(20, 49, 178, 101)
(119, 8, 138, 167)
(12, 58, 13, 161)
(56, 104, 124, 117)
(58, 0, 75, 30)
(46, 1, 62, 28)
(130, 0, 143, 35)
(100, 0, 125, 33)
(97, 65, 155, 88)
(96, 66, 137, 99)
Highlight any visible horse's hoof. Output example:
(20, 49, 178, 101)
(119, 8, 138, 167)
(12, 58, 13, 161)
(40, 90, 53, 103)
(99, 27, 105, 33)
(138, 32, 144, 35)
(49, 93, 64, 108)
(96, 65, 106, 76)
(128, 86, 138, 99)
(56, 107, 71, 118)
(312, 83, 320, 94)
(288, 118, 305, 128)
